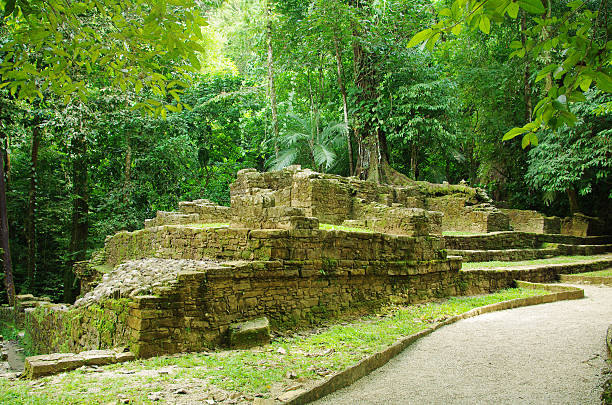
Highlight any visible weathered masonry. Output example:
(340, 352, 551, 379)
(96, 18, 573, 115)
(22, 167, 611, 358)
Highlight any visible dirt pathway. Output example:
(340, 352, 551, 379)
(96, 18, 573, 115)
(313, 284, 612, 405)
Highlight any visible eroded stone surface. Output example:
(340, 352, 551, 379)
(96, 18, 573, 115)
(229, 317, 270, 349)
(24, 349, 136, 379)
(74, 258, 220, 307)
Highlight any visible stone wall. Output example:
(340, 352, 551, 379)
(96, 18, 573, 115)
(143, 200, 231, 228)
(25, 300, 133, 355)
(502, 209, 561, 234)
(561, 213, 607, 236)
(104, 227, 448, 267)
(444, 231, 612, 251)
(35, 252, 611, 358)
(230, 167, 509, 234)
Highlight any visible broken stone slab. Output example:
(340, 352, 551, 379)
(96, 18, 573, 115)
(24, 348, 136, 379)
(229, 317, 270, 349)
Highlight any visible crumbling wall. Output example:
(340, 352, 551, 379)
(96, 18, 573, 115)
(104, 227, 448, 267)
(502, 209, 561, 234)
(178, 199, 231, 223)
(230, 167, 509, 234)
(561, 213, 607, 236)
(25, 299, 133, 355)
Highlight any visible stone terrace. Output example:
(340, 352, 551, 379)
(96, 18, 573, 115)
(22, 167, 612, 361)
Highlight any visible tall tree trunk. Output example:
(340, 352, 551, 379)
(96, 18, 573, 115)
(266, 5, 279, 157)
(334, 35, 353, 176)
(566, 187, 580, 214)
(521, 12, 533, 123)
(0, 139, 15, 306)
(65, 125, 88, 303)
(541, 0, 553, 92)
(26, 121, 41, 290)
(351, 36, 411, 185)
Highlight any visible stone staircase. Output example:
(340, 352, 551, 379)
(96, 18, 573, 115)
(445, 232, 612, 263)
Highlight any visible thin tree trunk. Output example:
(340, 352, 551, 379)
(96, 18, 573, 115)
(0, 140, 15, 306)
(26, 121, 41, 290)
(307, 71, 318, 170)
(266, 6, 279, 157)
(334, 35, 353, 176)
(410, 142, 418, 180)
(566, 187, 580, 214)
(521, 13, 533, 123)
(65, 124, 88, 303)
(123, 139, 132, 204)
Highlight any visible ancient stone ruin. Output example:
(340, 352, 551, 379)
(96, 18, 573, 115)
(21, 166, 611, 365)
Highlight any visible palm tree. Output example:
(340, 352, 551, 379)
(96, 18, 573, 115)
(267, 112, 348, 173)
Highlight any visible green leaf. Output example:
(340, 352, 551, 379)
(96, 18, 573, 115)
(439, 8, 452, 17)
(425, 33, 440, 51)
(521, 133, 530, 148)
(518, 0, 545, 14)
(451, 24, 462, 35)
(509, 41, 523, 49)
(502, 127, 527, 141)
(507, 1, 519, 18)
(408, 29, 433, 48)
(535, 64, 557, 82)
(529, 133, 539, 146)
(596, 72, 612, 92)
(566, 0, 584, 9)
(579, 77, 592, 91)
(479, 15, 491, 34)
(566, 91, 586, 102)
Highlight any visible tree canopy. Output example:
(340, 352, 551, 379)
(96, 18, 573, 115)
(0, 0, 610, 304)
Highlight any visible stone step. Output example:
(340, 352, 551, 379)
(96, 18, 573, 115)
(448, 248, 559, 263)
(449, 244, 612, 263)
(463, 255, 612, 283)
(555, 244, 612, 256)
(444, 232, 612, 251)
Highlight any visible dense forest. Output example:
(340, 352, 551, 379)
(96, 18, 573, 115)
(0, 0, 610, 304)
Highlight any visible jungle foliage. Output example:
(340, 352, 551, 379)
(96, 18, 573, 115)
(0, 0, 610, 303)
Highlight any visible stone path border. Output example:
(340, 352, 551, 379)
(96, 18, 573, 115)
(283, 282, 584, 405)
(24, 349, 136, 379)
(604, 325, 612, 405)
(560, 274, 612, 286)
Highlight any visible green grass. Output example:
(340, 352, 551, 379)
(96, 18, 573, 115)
(0, 287, 551, 404)
(442, 231, 488, 236)
(319, 223, 374, 233)
(572, 268, 612, 277)
(463, 255, 608, 269)
(189, 223, 229, 228)
(0, 319, 22, 341)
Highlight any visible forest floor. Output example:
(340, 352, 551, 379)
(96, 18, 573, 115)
(0, 288, 551, 405)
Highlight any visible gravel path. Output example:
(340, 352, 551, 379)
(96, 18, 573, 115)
(314, 285, 612, 405)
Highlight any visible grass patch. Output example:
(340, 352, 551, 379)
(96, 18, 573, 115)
(319, 223, 373, 233)
(0, 287, 551, 404)
(0, 319, 21, 341)
(463, 255, 609, 270)
(189, 223, 229, 229)
(442, 231, 488, 236)
(572, 268, 612, 277)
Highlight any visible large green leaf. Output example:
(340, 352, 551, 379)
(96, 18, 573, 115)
(518, 0, 545, 14)
(407, 29, 433, 48)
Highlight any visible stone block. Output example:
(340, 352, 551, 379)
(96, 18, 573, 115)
(228, 317, 270, 349)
